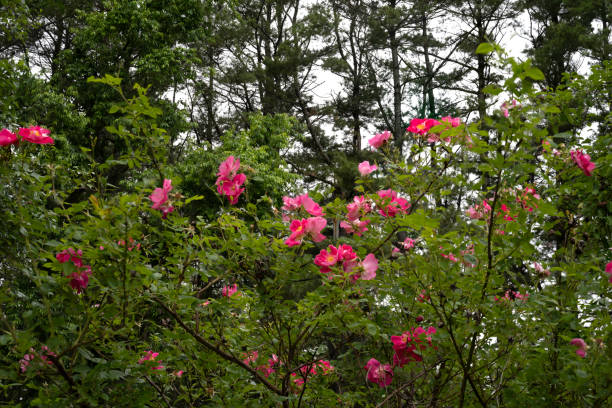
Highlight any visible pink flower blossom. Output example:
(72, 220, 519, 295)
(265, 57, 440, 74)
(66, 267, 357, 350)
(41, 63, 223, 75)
(222, 284, 238, 297)
(391, 327, 436, 367)
(364, 358, 393, 387)
(284, 217, 327, 246)
(406, 118, 440, 135)
(314, 244, 357, 274)
(495, 290, 529, 303)
(138, 350, 164, 370)
(216, 156, 247, 205)
(501, 99, 518, 118)
(358, 161, 378, 176)
(68, 265, 92, 294)
(441, 252, 458, 262)
(18, 126, 54, 144)
(605, 261, 612, 283)
(570, 338, 587, 358)
(56, 248, 83, 267)
(149, 179, 174, 217)
(174, 370, 184, 377)
(346, 196, 372, 221)
(402, 238, 415, 250)
(534, 262, 551, 277)
(242, 350, 259, 365)
(440, 116, 461, 127)
(360, 254, 378, 280)
(0, 129, 18, 146)
(570, 149, 596, 176)
(282, 194, 324, 216)
(368, 130, 391, 149)
(340, 219, 370, 236)
(377, 189, 410, 217)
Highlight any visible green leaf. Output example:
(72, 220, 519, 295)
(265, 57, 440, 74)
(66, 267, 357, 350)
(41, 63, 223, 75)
(525, 66, 545, 81)
(476, 43, 494, 54)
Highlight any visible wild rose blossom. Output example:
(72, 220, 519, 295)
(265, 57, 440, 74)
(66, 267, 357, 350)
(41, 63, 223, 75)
(368, 130, 391, 149)
(56, 248, 92, 293)
(406, 118, 440, 135)
(358, 161, 378, 176)
(216, 156, 247, 205)
(605, 261, 612, 283)
(570, 338, 587, 358)
(364, 358, 393, 388)
(495, 290, 529, 302)
(0, 129, 18, 146)
(282, 194, 324, 217)
(377, 189, 410, 217)
(340, 218, 370, 236)
(534, 262, 551, 277)
(19, 346, 56, 373)
(570, 149, 596, 176)
(314, 244, 378, 280)
(149, 179, 174, 218)
(18, 126, 54, 144)
(138, 350, 164, 370)
(346, 195, 372, 221)
(402, 238, 415, 250)
(284, 217, 326, 247)
(391, 326, 436, 367)
(500, 99, 518, 118)
(222, 284, 238, 297)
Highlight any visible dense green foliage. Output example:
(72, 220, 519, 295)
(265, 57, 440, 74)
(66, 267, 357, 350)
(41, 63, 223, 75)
(0, 1, 610, 407)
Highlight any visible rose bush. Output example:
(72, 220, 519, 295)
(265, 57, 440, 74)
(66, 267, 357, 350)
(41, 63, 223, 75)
(0, 52, 610, 407)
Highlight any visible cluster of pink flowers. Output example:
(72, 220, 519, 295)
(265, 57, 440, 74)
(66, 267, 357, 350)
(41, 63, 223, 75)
(570, 149, 596, 177)
(314, 244, 378, 281)
(216, 156, 247, 205)
(377, 189, 410, 217)
(56, 248, 93, 293)
(406, 116, 462, 143)
(570, 338, 588, 358)
(516, 186, 540, 212)
(242, 352, 285, 378)
(222, 284, 238, 297)
(368, 130, 391, 149)
(494, 290, 529, 303)
(358, 161, 377, 176)
(533, 262, 551, 277)
(466, 199, 492, 219)
(365, 326, 436, 388)
(500, 99, 519, 118)
(340, 195, 372, 236)
(440, 251, 459, 262)
(291, 360, 334, 386)
(285, 217, 327, 247)
(0, 126, 54, 146)
(606, 261, 612, 283)
(392, 237, 415, 256)
(282, 194, 324, 217)
(149, 179, 174, 218)
(138, 350, 164, 370)
(19, 345, 56, 373)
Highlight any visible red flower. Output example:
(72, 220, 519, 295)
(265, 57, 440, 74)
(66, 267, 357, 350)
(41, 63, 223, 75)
(391, 326, 436, 367)
(18, 126, 54, 144)
(570, 149, 596, 176)
(406, 118, 440, 135)
(0, 129, 18, 146)
(364, 358, 393, 387)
